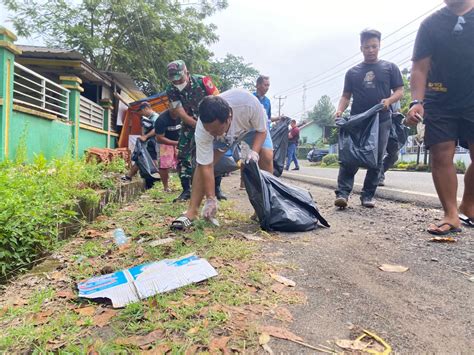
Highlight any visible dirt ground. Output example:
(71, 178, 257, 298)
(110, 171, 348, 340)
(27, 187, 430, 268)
(227, 173, 473, 353)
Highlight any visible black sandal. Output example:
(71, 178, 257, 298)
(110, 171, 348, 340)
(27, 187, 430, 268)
(170, 216, 194, 231)
(459, 214, 474, 227)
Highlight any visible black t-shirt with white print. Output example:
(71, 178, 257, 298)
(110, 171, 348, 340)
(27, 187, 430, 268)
(343, 60, 404, 120)
(412, 6, 474, 113)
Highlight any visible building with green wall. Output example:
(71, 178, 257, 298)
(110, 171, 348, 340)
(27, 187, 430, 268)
(298, 120, 323, 145)
(0, 27, 144, 162)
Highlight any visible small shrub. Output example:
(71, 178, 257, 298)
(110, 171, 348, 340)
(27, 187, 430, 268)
(415, 164, 430, 172)
(455, 160, 466, 174)
(321, 154, 338, 167)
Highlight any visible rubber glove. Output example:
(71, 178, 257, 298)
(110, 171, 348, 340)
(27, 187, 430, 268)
(245, 150, 259, 164)
(202, 197, 218, 220)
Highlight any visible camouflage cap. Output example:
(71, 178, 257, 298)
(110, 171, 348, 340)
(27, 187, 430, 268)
(167, 60, 187, 81)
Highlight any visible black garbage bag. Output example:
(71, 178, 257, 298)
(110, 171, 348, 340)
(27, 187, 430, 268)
(391, 112, 409, 150)
(243, 161, 330, 232)
(131, 139, 159, 180)
(270, 116, 292, 177)
(336, 104, 384, 169)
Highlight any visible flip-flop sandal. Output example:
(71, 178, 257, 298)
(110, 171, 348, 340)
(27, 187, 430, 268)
(427, 222, 462, 236)
(459, 214, 474, 227)
(170, 216, 193, 231)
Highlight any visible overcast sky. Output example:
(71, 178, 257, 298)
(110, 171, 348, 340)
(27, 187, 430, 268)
(1, 0, 444, 119)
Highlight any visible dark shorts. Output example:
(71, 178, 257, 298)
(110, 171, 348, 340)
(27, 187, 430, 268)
(424, 110, 474, 148)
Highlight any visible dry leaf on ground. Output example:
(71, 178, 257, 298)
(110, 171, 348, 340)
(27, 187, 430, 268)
(259, 333, 271, 345)
(187, 327, 199, 335)
(259, 325, 304, 342)
(115, 329, 164, 348)
(74, 306, 96, 317)
(271, 283, 286, 293)
(270, 274, 296, 287)
(209, 336, 231, 354)
(32, 310, 54, 325)
(430, 237, 457, 243)
(274, 307, 294, 323)
(93, 308, 118, 327)
(378, 264, 409, 273)
(335, 339, 370, 351)
(141, 343, 172, 355)
(83, 229, 103, 239)
(56, 290, 76, 300)
(186, 289, 210, 296)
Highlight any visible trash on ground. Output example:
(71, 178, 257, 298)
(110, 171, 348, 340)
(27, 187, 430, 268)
(148, 237, 175, 247)
(77, 254, 218, 308)
(378, 264, 409, 273)
(335, 329, 392, 355)
(259, 332, 274, 354)
(243, 161, 330, 232)
(430, 236, 457, 243)
(113, 228, 129, 246)
(270, 273, 296, 287)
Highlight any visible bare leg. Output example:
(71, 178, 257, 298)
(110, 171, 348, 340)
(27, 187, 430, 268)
(128, 164, 139, 178)
(429, 141, 460, 230)
(160, 168, 169, 190)
(259, 148, 274, 174)
(459, 143, 474, 217)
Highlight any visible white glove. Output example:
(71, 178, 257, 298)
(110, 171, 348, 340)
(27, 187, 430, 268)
(245, 150, 260, 164)
(202, 197, 218, 220)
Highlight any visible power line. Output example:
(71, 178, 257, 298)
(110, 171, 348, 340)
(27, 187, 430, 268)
(274, 2, 443, 97)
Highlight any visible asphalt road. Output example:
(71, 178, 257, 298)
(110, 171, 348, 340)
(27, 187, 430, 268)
(283, 165, 466, 208)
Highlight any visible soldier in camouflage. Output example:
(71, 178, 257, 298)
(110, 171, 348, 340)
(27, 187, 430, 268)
(165, 60, 224, 202)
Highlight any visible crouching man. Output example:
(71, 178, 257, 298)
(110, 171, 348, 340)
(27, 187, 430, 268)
(170, 89, 273, 230)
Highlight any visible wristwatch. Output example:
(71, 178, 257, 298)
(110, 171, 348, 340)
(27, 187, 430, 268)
(409, 100, 424, 108)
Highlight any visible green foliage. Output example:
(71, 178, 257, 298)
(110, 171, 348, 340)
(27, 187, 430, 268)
(307, 95, 336, 128)
(400, 72, 411, 115)
(0, 157, 122, 277)
(455, 160, 466, 174)
(327, 127, 338, 145)
(3, 0, 228, 94)
(209, 53, 260, 91)
(321, 153, 338, 167)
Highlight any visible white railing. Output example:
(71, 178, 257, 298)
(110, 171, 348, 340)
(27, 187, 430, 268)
(79, 96, 104, 129)
(13, 62, 69, 119)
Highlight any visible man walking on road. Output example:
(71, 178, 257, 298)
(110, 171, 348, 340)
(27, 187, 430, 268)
(285, 119, 300, 171)
(334, 29, 404, 208)
(405, 0, 474, 235)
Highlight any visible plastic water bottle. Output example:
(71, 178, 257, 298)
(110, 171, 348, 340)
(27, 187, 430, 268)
(113, 228, 129, 246)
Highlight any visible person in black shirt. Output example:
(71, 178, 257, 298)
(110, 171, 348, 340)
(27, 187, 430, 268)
(406, 0, 474, 235)
(154, 110, 181, 192)
(334, 29, 404, 209)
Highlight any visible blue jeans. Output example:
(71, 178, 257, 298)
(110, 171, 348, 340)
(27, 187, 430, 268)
(286, 142, 299, 170)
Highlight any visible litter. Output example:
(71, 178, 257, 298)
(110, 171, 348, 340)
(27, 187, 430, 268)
(77, 254, 218, 308)
(148, 237, 175, 247)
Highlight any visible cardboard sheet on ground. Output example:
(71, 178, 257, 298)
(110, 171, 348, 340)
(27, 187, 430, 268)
(77, 255, 218, 308)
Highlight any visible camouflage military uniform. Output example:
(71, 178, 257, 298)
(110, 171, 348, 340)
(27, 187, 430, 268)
(166, 74, 218, 184)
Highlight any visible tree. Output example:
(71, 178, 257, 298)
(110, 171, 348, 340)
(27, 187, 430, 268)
(209, 54, 260, 91)
(3, 0, 228, 95)
(307, 95, 336, 127)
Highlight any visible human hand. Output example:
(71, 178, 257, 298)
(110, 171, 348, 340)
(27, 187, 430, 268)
(138, 135, 147, 142)
(335, 111, 343, 118)
(202, 197, 218, 220)
(245, 150, 259, 164)
(405, 104, 424, 127)
(381, 99, 391, 111)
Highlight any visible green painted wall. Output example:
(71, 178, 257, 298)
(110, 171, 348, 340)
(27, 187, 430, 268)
(8, 110, 73, 160)
(77, 128, 107, 157)
(299, 123, 323, 144)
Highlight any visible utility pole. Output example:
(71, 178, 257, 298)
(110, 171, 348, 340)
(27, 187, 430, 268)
(274, 95, 287, 116)
(302, 84, 307, 119)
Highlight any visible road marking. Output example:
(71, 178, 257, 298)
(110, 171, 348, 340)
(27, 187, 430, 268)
(285, 172, 445, 199)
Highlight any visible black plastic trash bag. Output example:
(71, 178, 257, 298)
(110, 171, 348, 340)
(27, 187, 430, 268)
(270, 116, 291, 177)
(336, 104, 384, 169)
(390, 112, 409, 149)
(131, 139, 159, 180)
(243, 161, 330, 232)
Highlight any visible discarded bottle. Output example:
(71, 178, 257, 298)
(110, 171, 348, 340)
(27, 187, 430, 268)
(113, 228, 129, 246)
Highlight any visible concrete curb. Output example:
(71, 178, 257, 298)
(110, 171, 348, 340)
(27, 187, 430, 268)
(282, 172, 443, 209)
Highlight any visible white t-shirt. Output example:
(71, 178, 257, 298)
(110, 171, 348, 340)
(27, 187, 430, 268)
(195, 89, 267, 165)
